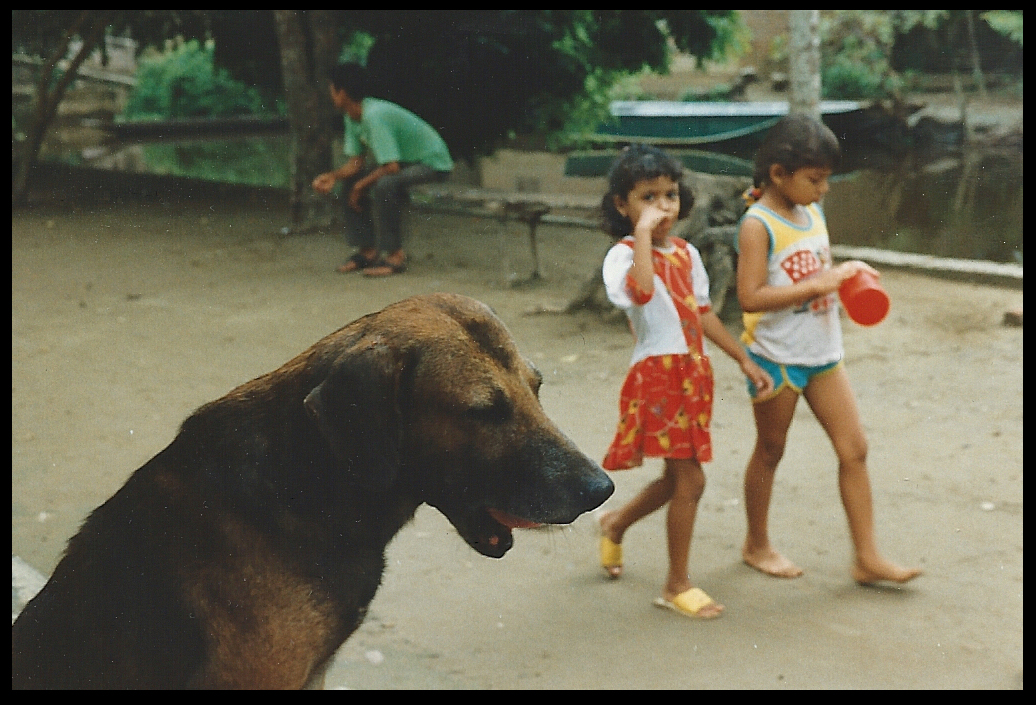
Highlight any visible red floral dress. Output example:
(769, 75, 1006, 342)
(602, 240, 714, 470)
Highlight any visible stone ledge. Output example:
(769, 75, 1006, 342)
(831, 245, 1022, 289)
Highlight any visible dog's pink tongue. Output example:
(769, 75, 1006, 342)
(488, 508, 542, 529)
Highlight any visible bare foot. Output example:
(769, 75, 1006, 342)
(852, 560, 922, 585)
(694, 601, 724, 620)
(742, 544, 804, 578)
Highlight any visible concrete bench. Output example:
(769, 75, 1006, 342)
(408, 183, 745, 311)
(409, 185, 601, 282)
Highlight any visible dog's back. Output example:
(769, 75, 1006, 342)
(12, 404, 361, 689)
(12, 460, 206, 688)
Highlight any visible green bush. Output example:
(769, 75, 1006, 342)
(122, 39, 269, 120)
(822, 56, 887, 100)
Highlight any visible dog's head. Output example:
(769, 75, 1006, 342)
(303, 293, 613, 558)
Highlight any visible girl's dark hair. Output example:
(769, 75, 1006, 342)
(329, 62, 370, 101)
(601, 143, 695, 238)
(752, 112, 841, 188)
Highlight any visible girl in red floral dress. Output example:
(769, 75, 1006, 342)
(596, 145, 772, 619)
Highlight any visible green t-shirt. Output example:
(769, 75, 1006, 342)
(344, 98, 453, 172)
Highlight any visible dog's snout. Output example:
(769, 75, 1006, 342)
(506, 435, 614, 524)
(564, 454, 614, 518)
(583, 468, 615, 510)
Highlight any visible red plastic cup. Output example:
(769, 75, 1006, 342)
(839, 270, 890, 326)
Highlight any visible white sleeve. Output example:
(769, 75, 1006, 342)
(602, 243, 636, 309)
(687, 243, 712, 310)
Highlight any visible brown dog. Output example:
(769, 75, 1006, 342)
(12, 293, 613, 689)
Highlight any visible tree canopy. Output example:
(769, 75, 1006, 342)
(12, 10, 742, 204)
(16, 11, 1018, 208)
(204, 11, 742, 161)
(357, 11, 740, 159)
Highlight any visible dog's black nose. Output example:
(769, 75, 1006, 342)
(582, 467, 615, 511)
(510, 437, 615, 524)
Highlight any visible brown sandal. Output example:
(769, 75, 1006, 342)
(363, 257, 407, 277)
(336, 252, 379, 274)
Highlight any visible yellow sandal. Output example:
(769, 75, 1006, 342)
(599, 535, 623, 579)
(652, 587, 723, 620)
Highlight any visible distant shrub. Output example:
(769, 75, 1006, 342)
(822, 57, 888, 100)
(122, 39, 270, 120)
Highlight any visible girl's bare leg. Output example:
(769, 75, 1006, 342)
(661, 458, 722, 616)
(804, 367, 922, 584)
(598, 470, 674, 577)
(742, 387, 804, 577)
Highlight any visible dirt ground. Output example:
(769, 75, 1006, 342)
(11, 172, 1022, 689)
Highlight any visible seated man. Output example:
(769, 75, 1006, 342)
(312, 62, 453, 276)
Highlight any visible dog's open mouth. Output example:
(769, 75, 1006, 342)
(430, 503, 546, 559)
(473, 507, 546, 558)
(487, 508, 543, 530)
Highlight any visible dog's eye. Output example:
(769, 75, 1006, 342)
(468, 392, 512, 423)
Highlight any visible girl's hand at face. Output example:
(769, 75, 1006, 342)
(633, 202, 673, 240)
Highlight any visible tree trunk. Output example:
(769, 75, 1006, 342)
(12, 11, 111, 206)
(788, 10, 821, 119)
(964, 10, 987, 100)
(273, 10, 338, 228)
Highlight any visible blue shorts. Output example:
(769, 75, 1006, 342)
(745, 348, 842, 401)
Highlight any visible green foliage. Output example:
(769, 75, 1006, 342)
(820, 11, 946, 100)
(982, 11, 1023, 46)
(339, 30, 376, 65)
(823, 57, 898, 101)
(344, 10, 742, 159)
(820, 10, 1024, 99)
(821, 12, 893, 99)
(547, 12, 746, 148)
(699, 11, 753, 65)
(122, 39, 273, 120)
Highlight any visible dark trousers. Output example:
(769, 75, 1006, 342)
(341, 163, 449, 253)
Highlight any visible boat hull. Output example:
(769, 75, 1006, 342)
(590, 100, 864, 150)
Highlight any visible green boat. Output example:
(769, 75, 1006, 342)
(588, 99, 864, 148)
(565, 99, 866, 177)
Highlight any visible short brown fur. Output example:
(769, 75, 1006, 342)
(12, 293, 613, 689)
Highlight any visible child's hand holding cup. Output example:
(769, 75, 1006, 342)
(838, 265, 890, 326)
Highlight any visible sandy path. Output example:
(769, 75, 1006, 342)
(12, 183, 1022, 688)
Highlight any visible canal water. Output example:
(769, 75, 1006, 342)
(51, 133, 1022, 265)
(825, 148, 1022, 265)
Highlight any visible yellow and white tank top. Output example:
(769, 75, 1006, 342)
(739, 203, 843, 366)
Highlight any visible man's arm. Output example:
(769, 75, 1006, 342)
(312, 156, 366, 195)
(347, 161, 401, 211)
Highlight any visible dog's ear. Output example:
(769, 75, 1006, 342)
(304, 341, 402, 492)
